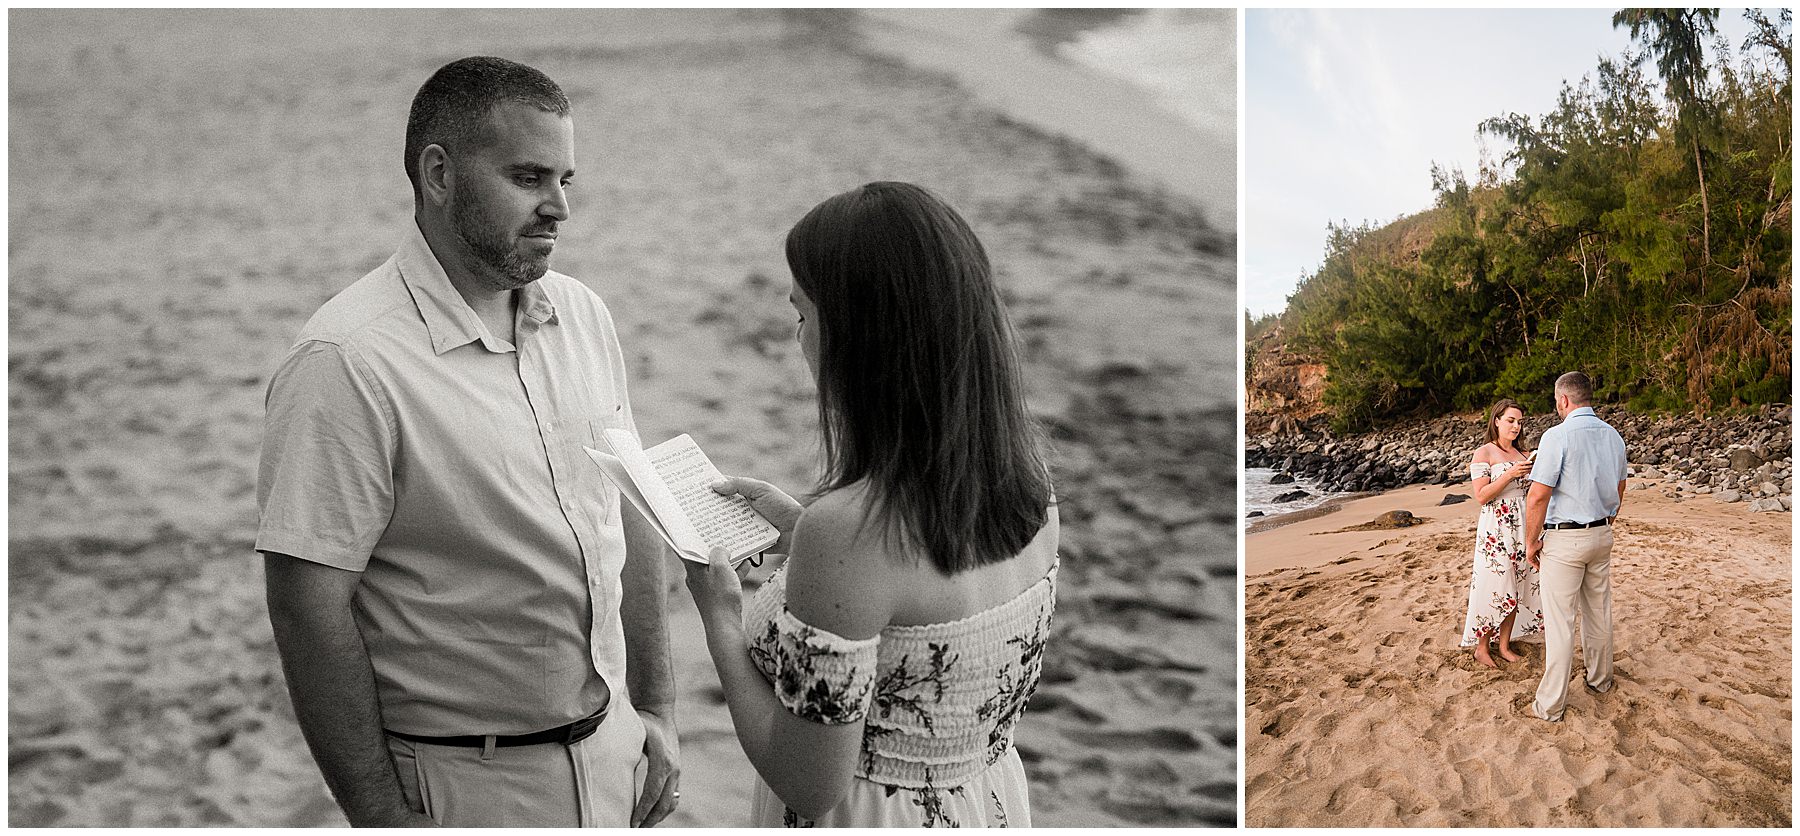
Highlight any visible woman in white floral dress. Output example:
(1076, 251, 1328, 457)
(683, 182, 1058, 827)
(1460, 398, 1545, 668)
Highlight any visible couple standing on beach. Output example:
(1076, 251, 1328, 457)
(255, 57, 1057, 827)
(1461, 372, 1628, 722)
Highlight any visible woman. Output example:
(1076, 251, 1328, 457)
(685, 182, 1059, 827)
(1460, 398, 1545, 668)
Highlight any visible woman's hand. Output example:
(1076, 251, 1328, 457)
(1509, 459, 1535, 482)
(712, 476, 803, 554)
(684, 546, 748, 626)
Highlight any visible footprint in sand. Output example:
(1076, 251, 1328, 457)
(1140, 673, 1202, 703)
(1028, 688, 1107, 723)
(1066, 725, 1205, 753)
(1697, 693, 1743, 714)
(1117, 759, 1183, 785)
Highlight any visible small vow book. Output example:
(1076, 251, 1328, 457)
(583, 429, 779, 567)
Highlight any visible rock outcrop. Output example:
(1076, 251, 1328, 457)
(1248, 404, 1793, 512)
(1244, 322, 1326, 436)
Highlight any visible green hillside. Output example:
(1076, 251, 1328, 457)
(1275, 9, 1791, 432)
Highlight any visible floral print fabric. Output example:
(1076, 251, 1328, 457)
(748, 609, 878, 725)
(743, 560, 1056, 828)
(1461, 461, 1545, 645)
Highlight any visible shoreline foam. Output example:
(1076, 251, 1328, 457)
(852, 8, 1235, 230)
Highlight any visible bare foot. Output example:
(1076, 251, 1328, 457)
(1497, 644, 1523, 663)
(1472, 643, 1498, 669)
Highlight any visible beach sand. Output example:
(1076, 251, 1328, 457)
(8, 9, 1236, 827)
(1244, 481, 1791, 826)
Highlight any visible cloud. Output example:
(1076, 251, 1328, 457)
(1245, 9, 1680, 315)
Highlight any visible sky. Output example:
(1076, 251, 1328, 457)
(1243, 8, 1772, 318)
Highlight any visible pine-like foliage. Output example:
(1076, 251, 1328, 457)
(1278, 9, 1791, 432)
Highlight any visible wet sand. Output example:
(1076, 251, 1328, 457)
(856, 8, 1235, 230)
(8, 9, 1236, 827)
(1245, 479, 1792, 826)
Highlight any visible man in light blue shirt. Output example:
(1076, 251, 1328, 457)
(1524, 371, 1628, 721)
(259, 58, 680, 826)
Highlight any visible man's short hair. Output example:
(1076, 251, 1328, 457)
(1555, 371, 1593, 406)
(404, 57, 570, 201)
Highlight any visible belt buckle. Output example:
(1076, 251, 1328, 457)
(563, 706, 606, 746)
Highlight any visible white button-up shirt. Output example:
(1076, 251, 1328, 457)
(257, 222, 636, 735)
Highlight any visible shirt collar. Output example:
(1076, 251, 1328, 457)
(395, 221, 558, 355)
(1567, 406, 1597, 420)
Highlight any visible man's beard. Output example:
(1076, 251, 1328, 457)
(451, 190, 550, 289)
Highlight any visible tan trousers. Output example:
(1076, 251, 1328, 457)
(1531, 526, 1616, 721)
(387, 692, 648, 827)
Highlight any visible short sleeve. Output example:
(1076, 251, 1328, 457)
(565, 278, 639, 438)
(1529, 430, 1564, 489)
(1469, 461, 1492, 480)
(596, 297, 640, 438)
(748, 608, 880, 725)
(255, 340, 397, 571)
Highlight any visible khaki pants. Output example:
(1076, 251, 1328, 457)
(1531, 526, 1616, 721)
(387, 693, 648, 827)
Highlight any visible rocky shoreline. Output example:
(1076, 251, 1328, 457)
(1246, 405, 1794, 515)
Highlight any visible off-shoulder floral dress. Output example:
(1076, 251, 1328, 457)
(1460, 460, 1544, 646)
(742, 558, 1057, 828)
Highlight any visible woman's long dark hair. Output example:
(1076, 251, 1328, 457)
(1485, 398, 1532, 453)
(785, 182, 1051, 574)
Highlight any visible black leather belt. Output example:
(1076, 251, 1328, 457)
(1549, 519, 1610, 530)
(387, 702, 608, 748)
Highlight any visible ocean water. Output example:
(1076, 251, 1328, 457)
(1052, 8, 1236, 146)
(853, 8, 1236, 226)
(1244, 467, 1345, 525)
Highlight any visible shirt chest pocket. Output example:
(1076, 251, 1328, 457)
(544, 417, 626, 530)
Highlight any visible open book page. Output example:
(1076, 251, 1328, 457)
(643, 433, 780, 564)
(582, 444, 684, 558)
(584, 429, 777, 566)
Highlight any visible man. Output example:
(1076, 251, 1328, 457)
(257, 57, 680, 826)
(1524, 371, 1628, 722)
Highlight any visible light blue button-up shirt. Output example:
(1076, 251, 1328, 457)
(257, 223, 637, 735)
(1529, 406, 1628, 525)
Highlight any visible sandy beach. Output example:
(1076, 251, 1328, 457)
(1245, 479, 1791, 826)
(9, 9, 1236, 827)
